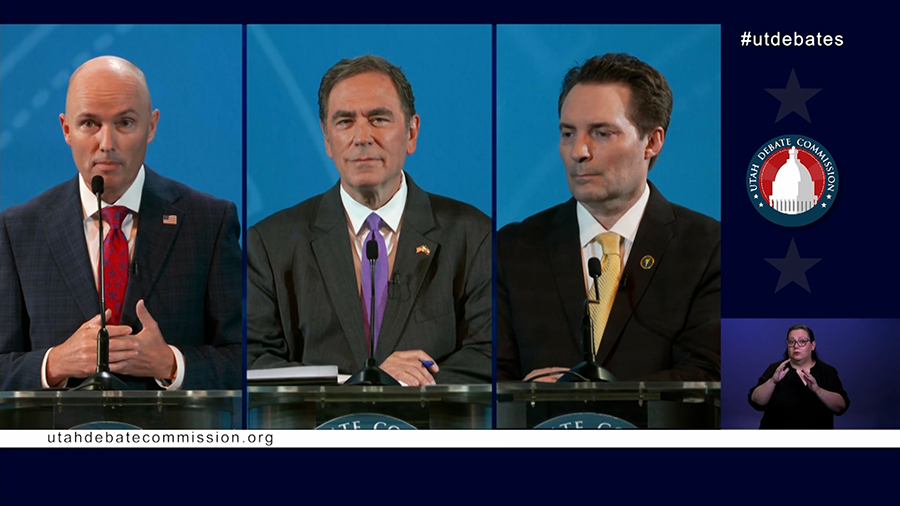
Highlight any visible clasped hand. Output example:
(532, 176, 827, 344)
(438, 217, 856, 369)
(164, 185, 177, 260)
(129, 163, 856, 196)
(46, 300, 176, 385)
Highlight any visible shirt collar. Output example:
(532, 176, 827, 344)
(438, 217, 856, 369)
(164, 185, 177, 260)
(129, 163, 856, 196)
(339, 171, 407, 235)
(79, 165, 145, 218)
(577, 181, 650, 248)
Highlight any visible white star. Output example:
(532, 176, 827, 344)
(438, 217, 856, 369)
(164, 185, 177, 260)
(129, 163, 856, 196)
(754, 194, 759, 199)
(821, 203, 827, 208)
(826, 194, 832, 199)
(759, 202, 764, 207)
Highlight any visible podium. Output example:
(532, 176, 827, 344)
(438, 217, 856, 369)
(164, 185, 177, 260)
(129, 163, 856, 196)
(497, 382, 720, 428)
(248, 385, 491, 429)
(0, 391, 241, 429)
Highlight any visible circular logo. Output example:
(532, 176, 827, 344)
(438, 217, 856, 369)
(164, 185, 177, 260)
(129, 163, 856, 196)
(534, 412, 637, 429)
(640, 255, 654, 270)
(746, 135, 838, 227)
(316, 413, 417, 430)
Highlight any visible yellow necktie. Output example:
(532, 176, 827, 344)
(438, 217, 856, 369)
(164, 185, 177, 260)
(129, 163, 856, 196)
(589, 232, 622, 354)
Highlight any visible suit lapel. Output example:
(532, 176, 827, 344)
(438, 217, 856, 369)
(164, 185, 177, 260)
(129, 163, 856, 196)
(375, 175, 437, 361)
(597, 182, 675, 364)
(310, 184, 370, 366)
(546, 200, 587, 353)
(122, 168, 183, 327)
(43, 176, 99, 321)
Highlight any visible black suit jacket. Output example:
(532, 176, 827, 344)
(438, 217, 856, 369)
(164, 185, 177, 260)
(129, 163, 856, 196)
(497, 182, 720, 382)
(247, 174, 492, 384)
(0, 168, 242, 390)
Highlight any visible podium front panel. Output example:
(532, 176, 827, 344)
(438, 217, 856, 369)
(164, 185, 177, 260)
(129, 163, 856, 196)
(0, 391, 241, 429)
(497, 382, 720, 429)
(248, 385, 491, 429)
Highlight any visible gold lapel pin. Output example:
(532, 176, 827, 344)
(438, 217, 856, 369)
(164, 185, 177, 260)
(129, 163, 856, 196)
(640, 255, 654, 270)
(416, 245, 431, 256)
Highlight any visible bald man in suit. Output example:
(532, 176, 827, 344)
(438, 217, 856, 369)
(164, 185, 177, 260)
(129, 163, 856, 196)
(0, 56, 241, 390)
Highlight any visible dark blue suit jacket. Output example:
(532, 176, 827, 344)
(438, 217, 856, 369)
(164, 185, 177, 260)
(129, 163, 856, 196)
(497, 182, 721, 382)
(0, 168, 242, 390)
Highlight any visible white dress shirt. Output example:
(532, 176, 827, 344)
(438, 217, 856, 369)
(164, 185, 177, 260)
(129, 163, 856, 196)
(41, 166, 185, 389)
(577, 181, 651, 294)
(340, 172, 408, 292)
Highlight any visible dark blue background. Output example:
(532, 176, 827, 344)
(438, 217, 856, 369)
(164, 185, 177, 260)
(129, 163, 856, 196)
(2, 3, 897, 488)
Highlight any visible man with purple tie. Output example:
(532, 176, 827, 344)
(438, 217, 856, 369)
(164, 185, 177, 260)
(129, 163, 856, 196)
(0, 56, 242, 390)
(247, 55, 491, 385)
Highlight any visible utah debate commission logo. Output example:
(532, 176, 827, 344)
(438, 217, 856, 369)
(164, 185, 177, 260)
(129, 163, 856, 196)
(747, 135, 838, 227)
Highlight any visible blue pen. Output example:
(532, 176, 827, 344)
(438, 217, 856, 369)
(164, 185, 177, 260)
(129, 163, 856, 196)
(420, 360, 434, 367)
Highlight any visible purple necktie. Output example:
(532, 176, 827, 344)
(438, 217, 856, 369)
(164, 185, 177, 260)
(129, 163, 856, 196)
(360, 213, 389, 352)
(101, 206, 129, 325)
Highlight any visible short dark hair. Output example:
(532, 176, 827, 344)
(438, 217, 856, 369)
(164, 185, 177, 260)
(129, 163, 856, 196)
(318, 54, 416, 127)
(782, 323, 819, 362)
(558, 53, 673, 169)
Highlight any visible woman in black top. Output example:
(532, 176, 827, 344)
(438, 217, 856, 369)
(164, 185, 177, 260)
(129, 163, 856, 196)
(749, 324, 850, 429)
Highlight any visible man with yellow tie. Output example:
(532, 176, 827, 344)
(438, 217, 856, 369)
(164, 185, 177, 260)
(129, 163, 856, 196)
(496, 53, 721, 382)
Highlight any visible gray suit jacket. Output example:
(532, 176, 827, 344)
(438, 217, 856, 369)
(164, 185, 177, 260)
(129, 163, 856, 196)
(0, 168, 243, 390)
(247, 173, 492, 384)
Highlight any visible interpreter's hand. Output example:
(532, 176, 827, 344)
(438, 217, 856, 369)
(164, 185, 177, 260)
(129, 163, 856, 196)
(109, 300, 176, 380)
(46, 310, 134, 386)
(772, 359, 790, 383)
(799, 369, 819, 392)
(380, 350, 439, 386)
(524, 367, 570, 383)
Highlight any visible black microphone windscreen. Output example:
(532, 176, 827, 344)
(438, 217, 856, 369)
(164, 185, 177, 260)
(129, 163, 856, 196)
(91, 175, 104, 195)
(588, 257, 602, 278)
(366, 238, 378, 261)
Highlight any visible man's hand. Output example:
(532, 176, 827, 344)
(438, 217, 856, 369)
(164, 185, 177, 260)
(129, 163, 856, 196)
(524, 367, 570, 383)
(46, 311, 133, 386)
(772, 359, 791, 383)
(380, 350, 439, 386)
(109, 300, 176, 380)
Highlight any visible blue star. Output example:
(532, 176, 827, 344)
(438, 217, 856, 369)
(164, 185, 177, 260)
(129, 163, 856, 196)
(765, 238, 821, 293)
(765, 69, 821, 123)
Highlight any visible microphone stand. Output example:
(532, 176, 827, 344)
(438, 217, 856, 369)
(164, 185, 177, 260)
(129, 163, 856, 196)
(558, 257, 616, 383)
(72, 176, 129, 391)
(345, 238, 400, 386)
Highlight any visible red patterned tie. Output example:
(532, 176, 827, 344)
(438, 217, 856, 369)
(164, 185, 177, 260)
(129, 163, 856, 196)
(101, 206, 129, 325)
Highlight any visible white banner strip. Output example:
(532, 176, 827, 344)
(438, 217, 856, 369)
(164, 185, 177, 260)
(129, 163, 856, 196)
(0, 430, 896, 448)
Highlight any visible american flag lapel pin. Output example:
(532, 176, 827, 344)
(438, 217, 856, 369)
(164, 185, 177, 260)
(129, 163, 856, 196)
(162, 215, 177, 225)
(416, 245, 430, 256)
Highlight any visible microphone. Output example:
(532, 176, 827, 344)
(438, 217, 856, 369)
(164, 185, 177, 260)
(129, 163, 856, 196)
(588, 256, 602, 301)
(558, 256, 616, 383)
(366, 237, 378, 263)
(72, 176, 128, 390)
(388, 271, 401, 299)
(345, 236, 400, 386)
(91, 174, 104, 195)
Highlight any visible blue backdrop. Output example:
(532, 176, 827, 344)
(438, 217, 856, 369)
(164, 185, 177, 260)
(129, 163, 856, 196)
(496, 25, 721, 227)
(246, 25, 492, 226)
(0, 25, 243, 229)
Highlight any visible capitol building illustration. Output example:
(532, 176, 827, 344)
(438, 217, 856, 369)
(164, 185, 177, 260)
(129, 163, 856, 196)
(768, 146, 818, 214)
